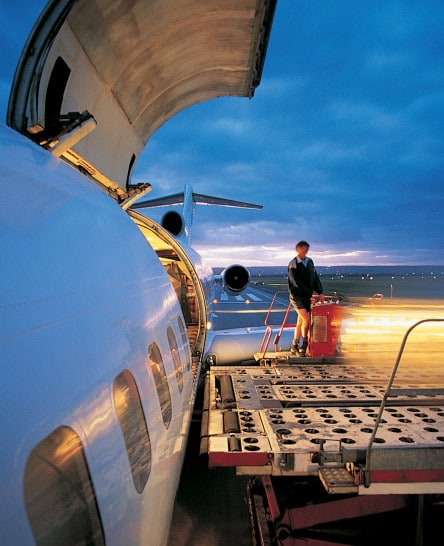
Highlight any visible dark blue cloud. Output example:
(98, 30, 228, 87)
(1, 1, 443, 265)
(0, 4, 46, 121)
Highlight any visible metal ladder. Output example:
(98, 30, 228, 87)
(258, 292, 338, 358)
(258, 290, 295, 358)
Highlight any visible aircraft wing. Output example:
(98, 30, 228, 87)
(7, 0, 276, 198)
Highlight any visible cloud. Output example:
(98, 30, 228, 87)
(1, 1, 444, 267)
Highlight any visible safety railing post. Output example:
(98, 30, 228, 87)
(364, 318, 444, 488)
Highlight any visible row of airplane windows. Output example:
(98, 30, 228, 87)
(23, 317, 190, 545)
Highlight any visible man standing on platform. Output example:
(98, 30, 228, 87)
(288, 240, 325, 356)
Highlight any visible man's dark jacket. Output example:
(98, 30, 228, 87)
(288, 257, 323, 301)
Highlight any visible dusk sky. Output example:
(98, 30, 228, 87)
(1, 2, 444, 267)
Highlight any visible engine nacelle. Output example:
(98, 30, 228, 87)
(161, 210, 188, 239)
(220, 264, 250, 295)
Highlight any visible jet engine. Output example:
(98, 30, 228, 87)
(220, 264, 250, 295)
(161, 210, 187, 238)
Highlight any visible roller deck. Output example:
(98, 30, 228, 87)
(200, 315, 444, 544)
(201, 357, 444, 494)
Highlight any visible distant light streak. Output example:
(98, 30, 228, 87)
(340, 301, 444, 368)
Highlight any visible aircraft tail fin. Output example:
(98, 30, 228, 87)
(131, 184, 262, 243)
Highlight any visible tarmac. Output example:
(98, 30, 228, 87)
(167, 414, 252, 546)
(168, 284, 271, 546)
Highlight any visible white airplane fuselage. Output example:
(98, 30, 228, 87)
(0, 0, 277, 541)
(0, 124, 201, 545)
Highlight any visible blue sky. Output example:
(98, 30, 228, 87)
(1, 1, 444, 267)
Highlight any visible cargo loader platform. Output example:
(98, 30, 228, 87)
(200, 358, 444, 495)
(200, 303, 444, 544)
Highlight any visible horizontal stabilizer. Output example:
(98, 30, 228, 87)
(131, 184, 262, 244)
(131, 192, 263, 210)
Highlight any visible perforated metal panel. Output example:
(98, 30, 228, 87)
(202, 362, 444, 492)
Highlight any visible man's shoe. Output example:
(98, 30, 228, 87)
(290, 342, 299, 355)
(298, 338, 308, 357)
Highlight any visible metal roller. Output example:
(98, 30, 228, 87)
(223, 411, 240, 434)
(219, 375, 236, 408)
(228, 435, 242, 452)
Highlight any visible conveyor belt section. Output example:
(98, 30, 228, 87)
(200, 364, 444, 494)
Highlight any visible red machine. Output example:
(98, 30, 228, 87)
(308, 300, 344, 357)
(258, 292, 344, 360)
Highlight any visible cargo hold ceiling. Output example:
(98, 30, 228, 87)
(7, 0, 276, 193)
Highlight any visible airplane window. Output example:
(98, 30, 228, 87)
(148, 342, 172, 428)
(113, 370, 152, 493)
(178, 316, 191, 371)
(23, 426, 105, 546)
(167, 326, 183, 392)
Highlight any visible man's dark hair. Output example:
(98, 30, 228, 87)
(296, 240, 309, 250)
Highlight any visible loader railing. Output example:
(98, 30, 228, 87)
(364, 317, 444, 488)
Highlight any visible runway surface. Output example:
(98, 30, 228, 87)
(210, 284, 288, 330)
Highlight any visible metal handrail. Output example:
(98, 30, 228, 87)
(259, 292, 339, 356)
(259, 291, 295, 356)
(272, 302, 293, 352)
(259, 326, 273, 355)
(263, 291, 294, 327)
(364, 318, 444, 487)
